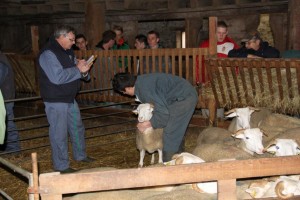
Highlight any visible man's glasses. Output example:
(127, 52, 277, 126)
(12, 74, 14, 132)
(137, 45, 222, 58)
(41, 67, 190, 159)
(65, 35, 75, 43)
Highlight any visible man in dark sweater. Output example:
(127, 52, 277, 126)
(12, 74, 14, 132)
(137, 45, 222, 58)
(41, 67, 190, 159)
(0, 51, 20, 152)
(112, 73, 198, 162)
(38, 25, 94, 173)
(228, 30, 280, 58)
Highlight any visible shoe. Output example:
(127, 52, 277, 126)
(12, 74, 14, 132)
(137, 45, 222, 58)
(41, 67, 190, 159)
(60, 168, 77, 174)
(80, 156, 96, 163)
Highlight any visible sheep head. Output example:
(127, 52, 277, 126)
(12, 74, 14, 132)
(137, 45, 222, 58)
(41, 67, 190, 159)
(232, 128, 264, 155)
(264, 139, 300, 156)
(133, 103, 154, 122)
(225, 107, 259, 130)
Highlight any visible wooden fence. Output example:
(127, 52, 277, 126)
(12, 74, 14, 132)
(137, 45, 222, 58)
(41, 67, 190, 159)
(6, 48, 209, 102)
(75, 48, 208, 102)
(37, 156, 300, 200)
(206, 58, 300, 115)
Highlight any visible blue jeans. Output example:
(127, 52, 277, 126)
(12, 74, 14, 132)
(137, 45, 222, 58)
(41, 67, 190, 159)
(0, 102, 20, 152)
(45, 100, 87, 171)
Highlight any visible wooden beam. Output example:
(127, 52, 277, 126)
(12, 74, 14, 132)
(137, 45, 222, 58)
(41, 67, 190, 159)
(105, 2, 288, 22)
(39, 156, 300, 195)
(85, 0, 105, 49)
(288, 0, 300, 49)
(30, 26, 39, 55)
(209, 16, 217, 56)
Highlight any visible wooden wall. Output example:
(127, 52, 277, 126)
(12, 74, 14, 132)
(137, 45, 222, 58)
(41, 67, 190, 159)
(0, 0, 298, 54)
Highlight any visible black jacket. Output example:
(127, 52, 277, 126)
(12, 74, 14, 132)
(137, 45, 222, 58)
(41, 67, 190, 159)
(38, 38, 81, 103)
(228, 41, 280, 58)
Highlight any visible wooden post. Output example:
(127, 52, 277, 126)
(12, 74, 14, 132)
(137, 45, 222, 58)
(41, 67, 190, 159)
(85, 0, 105, 49)
(31, 153, 39, 200)
(288, 0, 300, 49)
(31, 26, 39, 55)
(218, 179, 236, 200)
(208, 16, 217, 56)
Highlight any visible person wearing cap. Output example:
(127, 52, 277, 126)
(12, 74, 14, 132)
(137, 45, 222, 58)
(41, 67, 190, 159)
(228, 30, 280, 58)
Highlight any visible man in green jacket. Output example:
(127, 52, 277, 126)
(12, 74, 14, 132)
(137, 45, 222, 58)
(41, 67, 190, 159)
(112, 72, 198, 162)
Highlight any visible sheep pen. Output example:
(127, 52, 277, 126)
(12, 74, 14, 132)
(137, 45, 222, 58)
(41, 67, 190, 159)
(1, 104, 299, 199)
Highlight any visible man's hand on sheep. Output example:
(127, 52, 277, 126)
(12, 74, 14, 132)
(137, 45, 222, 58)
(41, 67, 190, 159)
(137, 121, 152, 132)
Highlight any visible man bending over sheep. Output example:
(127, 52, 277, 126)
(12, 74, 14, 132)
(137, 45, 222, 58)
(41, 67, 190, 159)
(112, 72, 198, 162)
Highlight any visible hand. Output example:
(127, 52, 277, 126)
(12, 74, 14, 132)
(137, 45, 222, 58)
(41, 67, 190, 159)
(137, 121, 152, 132)
(77, 59, 91, 73)
(247, 54, 261, 58)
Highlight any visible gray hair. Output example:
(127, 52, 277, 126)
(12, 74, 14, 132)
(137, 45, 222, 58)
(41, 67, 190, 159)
(53, 25, 76, 39)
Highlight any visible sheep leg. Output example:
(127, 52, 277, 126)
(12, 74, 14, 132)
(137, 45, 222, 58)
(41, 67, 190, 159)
(150, 153, 155, 165)
(138, 149, 145, 168)
(158, 149, 163, 164)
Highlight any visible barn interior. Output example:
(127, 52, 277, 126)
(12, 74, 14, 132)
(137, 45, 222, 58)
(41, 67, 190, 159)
(0, 0, 300, 200)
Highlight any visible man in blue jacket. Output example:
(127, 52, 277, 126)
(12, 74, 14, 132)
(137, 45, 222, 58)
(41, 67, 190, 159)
(38, 25, 94, 173)
(112, 72, 198, 162)
(228, 30, 280, 58)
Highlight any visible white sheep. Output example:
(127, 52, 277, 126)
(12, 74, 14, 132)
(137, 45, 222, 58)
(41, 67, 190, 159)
(264, 138, 300, 156)
(263, 127, 300, 151)
(133, 103, 163, 168)
(232, 128, 266, 155)
(246, 175, 300, 199)
(275, 176, 300, 199)
(192, 143, 254, 162)
(196, 127, 266, 157)
(164, 152, 218, 194)
(258, 114, 300, 144)
(225, 107, 262, 133)
(225, 107, 273, 132)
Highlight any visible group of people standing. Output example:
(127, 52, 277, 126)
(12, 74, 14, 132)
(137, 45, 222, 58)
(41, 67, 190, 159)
(72, 26, 162, 52)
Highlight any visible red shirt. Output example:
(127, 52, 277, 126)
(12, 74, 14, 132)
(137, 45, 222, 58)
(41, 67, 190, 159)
(197, 36, 239, 83)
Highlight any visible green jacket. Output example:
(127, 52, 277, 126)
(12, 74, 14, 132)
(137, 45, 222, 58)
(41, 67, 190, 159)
(0, 90, 6, 144)
(134, 73, 197, 129)
(112, 43, 130, 68)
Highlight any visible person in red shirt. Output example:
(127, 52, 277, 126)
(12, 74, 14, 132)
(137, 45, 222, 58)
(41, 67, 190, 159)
(197, 21, 239, 121)
(197, 21, 239, 83)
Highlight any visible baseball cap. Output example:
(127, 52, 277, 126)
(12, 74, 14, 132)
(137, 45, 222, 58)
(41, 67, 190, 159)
(241, 30, 261, 42)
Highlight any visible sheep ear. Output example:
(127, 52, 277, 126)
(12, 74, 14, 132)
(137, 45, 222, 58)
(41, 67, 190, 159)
(232, 129, 245, 138)
(132, 110, 138, 115)
(263, 140, 277, 152)
(226, 112, 237, 118)
(224, 108, 237, 116)
(249, 107, 260, 111)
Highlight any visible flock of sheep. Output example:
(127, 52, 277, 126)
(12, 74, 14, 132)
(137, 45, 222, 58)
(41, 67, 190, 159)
(65, 104, 300, 200)
(133, 104, 300, 199)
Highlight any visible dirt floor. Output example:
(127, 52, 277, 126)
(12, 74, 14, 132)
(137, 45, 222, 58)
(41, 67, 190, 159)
(0, 103, 203, 200)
